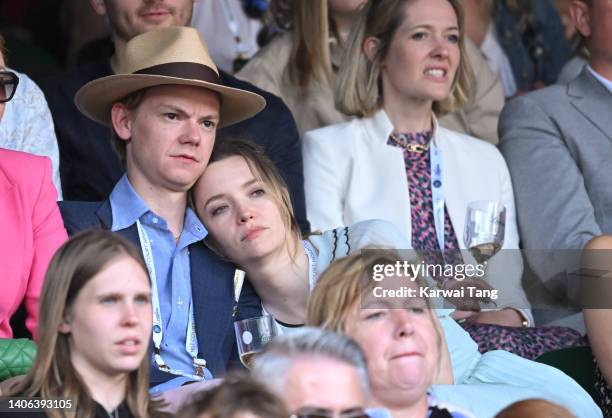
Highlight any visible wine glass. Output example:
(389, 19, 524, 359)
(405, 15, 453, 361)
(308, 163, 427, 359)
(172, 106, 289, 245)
(234, 315, 277, 368)
(464, 201, 506, 271)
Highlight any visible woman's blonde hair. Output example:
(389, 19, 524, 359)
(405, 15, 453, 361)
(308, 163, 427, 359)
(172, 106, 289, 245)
(7, 231, 164, 418)
(269, 0, 333, 89)
(307, 250, 438, 338)
(195, 137, 301, 259)
(335, 0, 474, 118)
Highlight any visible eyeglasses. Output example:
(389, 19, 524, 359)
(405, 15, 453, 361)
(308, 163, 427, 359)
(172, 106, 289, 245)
(290, 407, 370, 418)
(0, 71, 19, 103)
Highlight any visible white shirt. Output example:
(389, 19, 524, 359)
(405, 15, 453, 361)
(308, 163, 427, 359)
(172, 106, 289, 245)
(588, 65, 612, 93)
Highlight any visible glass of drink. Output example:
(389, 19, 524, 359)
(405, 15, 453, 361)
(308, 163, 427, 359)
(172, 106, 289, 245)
(464, 201, 506, 271)
(234, 315, 277, 368)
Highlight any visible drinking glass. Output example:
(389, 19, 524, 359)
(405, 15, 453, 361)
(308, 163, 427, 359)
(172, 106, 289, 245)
(234, 315, 277, 368)
(464, 201, 506, 271)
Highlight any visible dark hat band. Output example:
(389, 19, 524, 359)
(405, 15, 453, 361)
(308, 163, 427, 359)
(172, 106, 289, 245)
(133, 62, 220, 84)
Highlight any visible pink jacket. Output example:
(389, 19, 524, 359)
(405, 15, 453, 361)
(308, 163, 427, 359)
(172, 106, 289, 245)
(0, 149, 67, 339)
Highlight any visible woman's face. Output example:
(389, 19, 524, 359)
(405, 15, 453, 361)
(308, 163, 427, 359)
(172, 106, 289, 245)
(60, 255, 152, 380)
(378, 0, 460, 107)
(344, 288, 438, 406)
(193, 155, 288, 267)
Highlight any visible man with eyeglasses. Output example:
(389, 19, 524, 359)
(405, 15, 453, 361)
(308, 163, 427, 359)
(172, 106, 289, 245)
(251, 328, 370, 418)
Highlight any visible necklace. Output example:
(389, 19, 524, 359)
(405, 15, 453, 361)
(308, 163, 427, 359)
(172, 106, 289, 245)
(388, 131, 433, 154)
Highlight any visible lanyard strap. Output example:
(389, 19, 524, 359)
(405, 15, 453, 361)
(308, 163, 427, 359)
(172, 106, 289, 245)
(430, 142, 445, 252)
(232, 269, 245, 317)
(302, 240, 319, 290)
(219, 0, 249, 57)
(136, 220, 209, 381)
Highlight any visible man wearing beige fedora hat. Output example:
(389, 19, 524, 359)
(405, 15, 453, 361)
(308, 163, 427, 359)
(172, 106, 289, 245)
(41, 0, 309, 234)
(60, 26, 264, 393)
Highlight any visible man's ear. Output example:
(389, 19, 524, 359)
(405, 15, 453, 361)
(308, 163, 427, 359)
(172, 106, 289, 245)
(570, 0, 591, 38)
(89, 0, 107, 16)
(363, 36, 381, 64)
(111, 103, 133, 142)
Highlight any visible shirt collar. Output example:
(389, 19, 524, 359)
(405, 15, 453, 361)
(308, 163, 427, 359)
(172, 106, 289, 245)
(367, 109, 441, 147)
(587, 65, 612, 93)
(109, 175, 152, 232)
(183, 206, 208, 242)
(109, 175, 208, 241)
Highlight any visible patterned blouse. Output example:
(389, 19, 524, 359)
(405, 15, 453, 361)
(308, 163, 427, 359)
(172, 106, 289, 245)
(387, 131, 462, 274)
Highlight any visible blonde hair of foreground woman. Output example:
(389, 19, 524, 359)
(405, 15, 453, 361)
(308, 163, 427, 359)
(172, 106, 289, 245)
(306, 250, 453, 385)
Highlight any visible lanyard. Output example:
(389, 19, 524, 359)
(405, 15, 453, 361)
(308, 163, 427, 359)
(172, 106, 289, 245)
(232, 269, 245, 317)
(136, 220, 210, 381)
(302, 240, 318, 290)
(219, 0, 249, 58)
(429, 142, 445, 252)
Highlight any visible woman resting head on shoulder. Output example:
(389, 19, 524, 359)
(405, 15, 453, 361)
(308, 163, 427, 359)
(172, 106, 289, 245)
(307, 251, 467, 418)
(175, 373, 288, 418)
(5, 230, 165, 418)
(192, 137, 411, 329)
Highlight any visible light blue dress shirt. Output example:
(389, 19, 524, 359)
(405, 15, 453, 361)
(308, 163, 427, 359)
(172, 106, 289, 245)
(109, 175, 208, 391)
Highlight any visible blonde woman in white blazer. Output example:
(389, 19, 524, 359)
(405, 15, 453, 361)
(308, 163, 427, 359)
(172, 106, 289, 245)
(304, 0, 532, 330)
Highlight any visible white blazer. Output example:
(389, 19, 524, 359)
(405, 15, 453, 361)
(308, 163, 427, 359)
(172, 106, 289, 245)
(303, 109, 531, 321)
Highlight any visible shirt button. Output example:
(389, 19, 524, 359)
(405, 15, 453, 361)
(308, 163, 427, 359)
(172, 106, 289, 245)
(433, 180, 442, 188)
(152, 217, 159, 224)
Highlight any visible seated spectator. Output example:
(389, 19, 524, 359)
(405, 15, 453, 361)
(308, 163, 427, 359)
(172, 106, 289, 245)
(4, 230, 166, 417)
(41, 0, 309, 235)
(251, 327, 370, 418)
(303, 0, 532, 333)
(307, 254, 473, 418)
(308, 252, 602, 418)
(463, 0, 570, 96)
(0, 34, 62, 198)
(499, 0, 612, 326)
(0, 147, 67, 339)
(495, 399, 575, 418)
(176, 374, 288, 418)
(192, 137, 409, 330)
(238, 0, 504, 143)
(60, 27, 263, 392)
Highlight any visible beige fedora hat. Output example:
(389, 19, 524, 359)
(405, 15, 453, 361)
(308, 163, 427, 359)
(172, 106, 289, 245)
(75, 26, 266, 128)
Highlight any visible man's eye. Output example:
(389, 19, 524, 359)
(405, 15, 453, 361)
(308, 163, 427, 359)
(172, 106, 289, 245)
(201, 120, 217, 129)
(164, 113, 178, 120)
